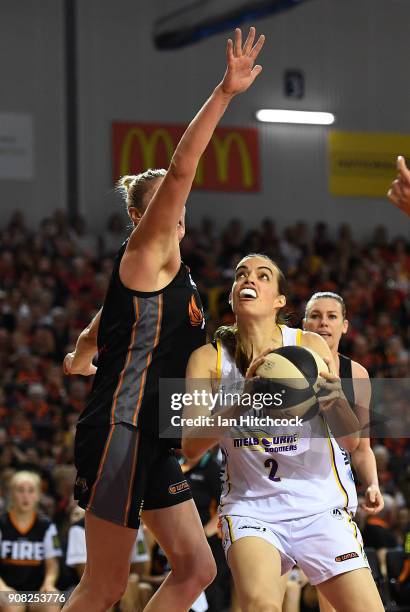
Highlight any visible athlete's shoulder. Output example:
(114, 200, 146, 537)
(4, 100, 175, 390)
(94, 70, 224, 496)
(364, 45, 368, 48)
(186, 342, 216, 376)
(188, 342, 216, 362)
(351, 359, 369, 379)
(300, 330, 326, 349)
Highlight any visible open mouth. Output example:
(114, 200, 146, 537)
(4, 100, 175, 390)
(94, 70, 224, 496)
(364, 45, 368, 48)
(318, 332, 331, 337)
(239, 287, 257, 300)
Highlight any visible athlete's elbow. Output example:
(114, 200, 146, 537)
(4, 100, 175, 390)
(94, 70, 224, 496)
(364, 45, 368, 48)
(339, 435, 360, 453)
(169, 154, 197, 182)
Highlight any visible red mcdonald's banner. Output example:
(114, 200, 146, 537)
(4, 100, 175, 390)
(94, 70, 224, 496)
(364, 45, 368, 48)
(112, 122, 260, 192)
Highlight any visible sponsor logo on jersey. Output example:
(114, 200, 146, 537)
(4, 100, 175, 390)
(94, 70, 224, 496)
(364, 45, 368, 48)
(330, 508, 343, 520)
(238, 525, 267, 532)
(1, 540, 45, 562)
(335, 552, 359, 562)
(168, 480, 189, 495)
(233, 434, 299, 454)
(188, 293, 205, 329)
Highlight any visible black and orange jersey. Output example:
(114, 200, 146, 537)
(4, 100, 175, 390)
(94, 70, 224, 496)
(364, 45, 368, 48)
(0, 511, 62, 591)
(78, 241, 206, 437)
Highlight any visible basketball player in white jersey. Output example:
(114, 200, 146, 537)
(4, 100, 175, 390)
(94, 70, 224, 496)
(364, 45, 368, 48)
(304, 291, 384, 612)
(182, 254, 384, 612)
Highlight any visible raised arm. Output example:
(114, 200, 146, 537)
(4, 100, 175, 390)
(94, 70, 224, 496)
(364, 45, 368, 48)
(120, 27, 265, 288)
(388, 155, 410, 216)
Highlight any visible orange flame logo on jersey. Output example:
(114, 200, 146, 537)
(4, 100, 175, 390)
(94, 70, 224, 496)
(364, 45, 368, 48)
(189, 293, 204, 327)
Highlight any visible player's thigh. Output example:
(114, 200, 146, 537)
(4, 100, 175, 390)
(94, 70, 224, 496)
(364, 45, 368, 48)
(84, 511, 137, 580)
(142, 498, 213, 570)
(227, 537, 285, 609)
(317, 568, 384, 612)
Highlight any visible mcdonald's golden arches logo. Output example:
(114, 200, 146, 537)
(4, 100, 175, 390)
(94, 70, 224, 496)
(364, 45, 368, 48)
(112, 122, 260, 192)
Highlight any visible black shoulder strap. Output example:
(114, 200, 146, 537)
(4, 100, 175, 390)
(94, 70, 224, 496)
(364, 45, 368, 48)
(339, 353, 355, 407)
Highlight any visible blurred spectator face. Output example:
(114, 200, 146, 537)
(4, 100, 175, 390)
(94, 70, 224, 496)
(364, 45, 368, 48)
(53, 465, 76, 498)
(41, 495, 56, 520)
(10, 475, 40, 513)
(32, 328, 56, 356)
(25, 447, 40, 466)
(373, 445, 390, 471)
(352, 335, 369, 357)
(304, 297, 348, 353)
(397, 507, 409, 531)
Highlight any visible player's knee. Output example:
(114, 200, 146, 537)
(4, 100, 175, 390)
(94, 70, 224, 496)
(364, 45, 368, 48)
(85, 568, 129, 606)
(172, 547, 216, 589)
(198, 552, 217, 588)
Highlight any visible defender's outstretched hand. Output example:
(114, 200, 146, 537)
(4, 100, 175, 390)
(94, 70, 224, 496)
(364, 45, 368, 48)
(221, 27, 265, 96)
(388, 156, 410, 216)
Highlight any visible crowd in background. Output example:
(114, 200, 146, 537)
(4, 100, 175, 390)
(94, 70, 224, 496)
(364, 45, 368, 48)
(0, 208, 409, 611)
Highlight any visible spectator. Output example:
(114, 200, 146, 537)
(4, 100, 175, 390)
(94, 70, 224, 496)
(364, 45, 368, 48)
(0, 471, 62, 612)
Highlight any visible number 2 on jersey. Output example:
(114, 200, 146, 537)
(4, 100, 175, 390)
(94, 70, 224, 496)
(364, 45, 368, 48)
(264, 458, 281, 481)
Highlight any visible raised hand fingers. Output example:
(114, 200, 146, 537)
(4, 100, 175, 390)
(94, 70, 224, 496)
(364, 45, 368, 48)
(250, 34, 266, 61)
(226, 38, 234, 62)
(397, 155, 410, 183)
(242, 26, 256, 55)
(234, 28, 242, 57)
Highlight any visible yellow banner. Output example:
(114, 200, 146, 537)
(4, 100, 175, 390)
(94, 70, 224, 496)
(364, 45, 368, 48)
(328, 131, 410, 197)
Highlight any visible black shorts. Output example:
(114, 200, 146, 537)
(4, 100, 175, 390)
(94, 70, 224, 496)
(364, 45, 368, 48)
(74, 423, 192, 529)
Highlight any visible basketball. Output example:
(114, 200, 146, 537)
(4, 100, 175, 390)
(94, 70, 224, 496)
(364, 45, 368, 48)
(254, 345, 329, 420)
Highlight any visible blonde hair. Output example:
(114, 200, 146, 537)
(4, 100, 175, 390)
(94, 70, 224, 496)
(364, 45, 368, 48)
(9, 471, 41, 493)
(117, 169, 166, 213)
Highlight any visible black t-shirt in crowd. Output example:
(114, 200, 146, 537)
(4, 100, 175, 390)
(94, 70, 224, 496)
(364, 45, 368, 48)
(0, 511, 62, 591)
(362, 518, 397, 550)
(182, 452, 221, 525)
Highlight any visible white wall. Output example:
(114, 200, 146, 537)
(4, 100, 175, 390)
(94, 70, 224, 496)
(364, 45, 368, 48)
(0, 0, 66, 226)
(76, 0, 409, 237)
(0, 0, 408, 237)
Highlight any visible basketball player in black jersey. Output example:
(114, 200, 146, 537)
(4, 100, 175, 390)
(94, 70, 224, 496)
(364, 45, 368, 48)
(304, 291, 384, 612)
(62, 27, 265, 612)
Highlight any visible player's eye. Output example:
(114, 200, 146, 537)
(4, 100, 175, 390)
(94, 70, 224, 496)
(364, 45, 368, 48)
(259, 273, 270, 280)
(235, 271, 246, 279)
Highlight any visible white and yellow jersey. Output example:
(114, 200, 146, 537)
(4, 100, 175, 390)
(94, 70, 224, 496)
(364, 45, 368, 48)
(217, 325, 357, 522)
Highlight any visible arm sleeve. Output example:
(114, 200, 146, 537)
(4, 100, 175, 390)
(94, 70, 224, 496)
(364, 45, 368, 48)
(66, 525, 86, 566)
(43, 523, 62, 559)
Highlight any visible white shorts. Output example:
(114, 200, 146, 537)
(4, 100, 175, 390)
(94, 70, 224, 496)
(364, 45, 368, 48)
(220, 508, 369, 586)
